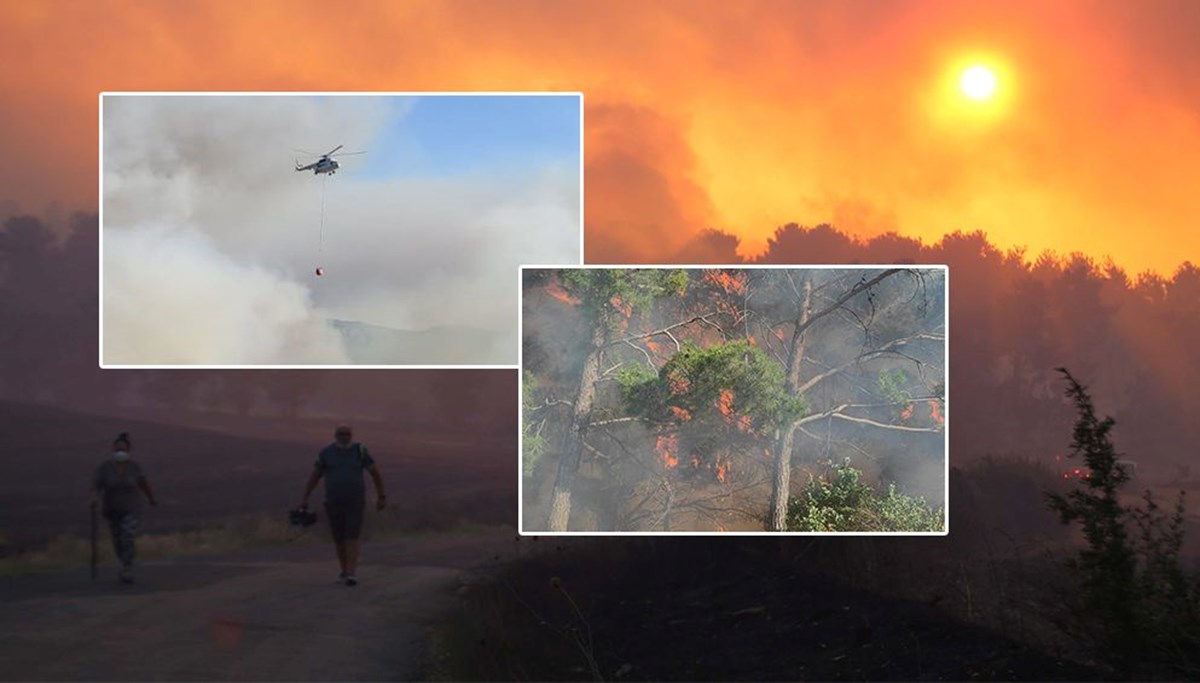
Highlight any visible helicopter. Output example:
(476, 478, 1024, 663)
(294, 144, 366, 175)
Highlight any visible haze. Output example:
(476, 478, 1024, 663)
(3, 1, 1198, 275)
(101, 94, 580, 365)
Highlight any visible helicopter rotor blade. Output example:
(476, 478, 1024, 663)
(331, 150, 367, 157)
(324, 144, 344, 157)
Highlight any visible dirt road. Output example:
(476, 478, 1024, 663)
(0, 531, 517, 681)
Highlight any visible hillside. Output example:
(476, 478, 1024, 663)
(0, 401, 516, 551)
(331, 319, 512, 365)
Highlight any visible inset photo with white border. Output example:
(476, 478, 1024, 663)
(520, 265, 948, 535)
(100, 92, 582, 367)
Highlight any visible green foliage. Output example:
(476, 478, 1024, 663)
(558, 269, 688, 330)
(1046, 368, 1200, 677)
(877, 368, 911, 405)
(621, 340, 807, 431)
(522, 372, 547, 477)
(785, 459, 943, 532)
(614, 363, 657, 392)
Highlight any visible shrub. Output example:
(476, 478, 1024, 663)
(1046, 368, 1200, 677)
(786, 458, 944, 532)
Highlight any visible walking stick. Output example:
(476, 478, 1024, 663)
(90, 502, 98, 581)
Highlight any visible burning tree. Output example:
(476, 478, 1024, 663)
(523, 267, 945, 532)
(540, 269, 689, 532)
(741, 269, 946, 531)
(612, 340, 807, 529)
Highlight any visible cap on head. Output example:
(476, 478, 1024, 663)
(113, 432, 131, 449)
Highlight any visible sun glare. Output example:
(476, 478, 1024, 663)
(960, 65, 998, 100)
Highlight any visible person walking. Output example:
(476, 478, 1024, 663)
(91, 432, 157, 584)
(300, 425, 387, 587)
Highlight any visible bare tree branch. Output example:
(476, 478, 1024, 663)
(830, 413, 942, 433)
(581, 440, 613, 462)
(608, 313, 719, 347)
(793, 399, 941, 433)
(794, 333, 945, 396)
(527, 397, 574, 413)
(793, 268, 906, 340)
(623, 339, 655, 367)
(795, 426, 881, 462)
(663, 329, 682, 352)
(589, 416, 642, 428)
(599, 361, 627, 378)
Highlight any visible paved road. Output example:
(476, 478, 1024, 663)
(0, 531, 519, 681)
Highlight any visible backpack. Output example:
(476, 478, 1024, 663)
(317, 443, 369, 471)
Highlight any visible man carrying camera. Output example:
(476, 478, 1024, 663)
(300, 425, 387, 587)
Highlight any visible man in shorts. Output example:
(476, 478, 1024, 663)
(300, 425, 387, 586)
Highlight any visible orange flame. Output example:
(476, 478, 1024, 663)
(703, 269, 748, 295)
(900, 403, 914, 420)
(928, 400, 944, 426)
(669, 405, 692, 421)
(716, 460, 728, 483)
(545, 278, 581, 306)
(655, 432, 679, 469)
(718, 388, 735, 416)
(667, 371, 690, 395)
(609, 295, 633, 318)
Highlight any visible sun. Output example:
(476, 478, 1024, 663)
(960, 65, 998, 100)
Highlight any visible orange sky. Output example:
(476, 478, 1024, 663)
(2, 0, 1197, 275)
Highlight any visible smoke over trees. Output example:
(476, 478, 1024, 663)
(522, 267, 946, 532)
(0, 213, 516, 428)
(665, 224, 1200, 481)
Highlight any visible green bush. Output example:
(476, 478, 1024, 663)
(522, 371, 548, 477)
(621, 340, 807, 431)
(786, 458, 944, 532)
(1047, 368, 1200, 677)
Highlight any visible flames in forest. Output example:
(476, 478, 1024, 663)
(718, 388, 735, 416)
(929, 400, 944, 426)
(667, 370, 690, 395)
(704, 269, 748, 295)
(655, 432, 680, 469)
(609, 295, 632, 317)
(646, 337, 664, 356)
(717, 388, 753, 433)
(656, 431, 735, 483)
(899, 399, 945, 428)
(702, 269, 748, 320)
(545, 277, 581, 306)
(609, 295, 632, 333)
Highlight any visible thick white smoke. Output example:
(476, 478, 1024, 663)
(103, 225, 349, 364)
(102, 94, 580, 365)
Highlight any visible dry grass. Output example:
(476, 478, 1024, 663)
(0, 506, 511, 576)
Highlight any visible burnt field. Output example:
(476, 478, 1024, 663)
(0, 401, 516, 552)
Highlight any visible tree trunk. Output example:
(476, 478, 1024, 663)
(769, 276, 812, 531)
(546, 324, 606, 531)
